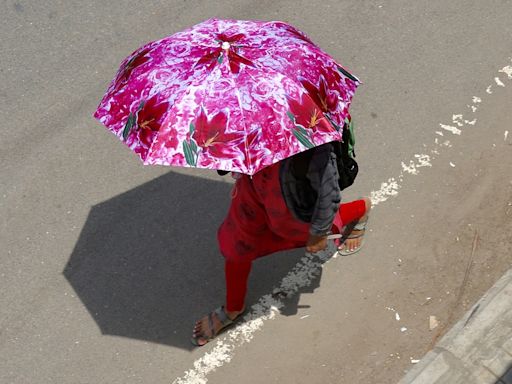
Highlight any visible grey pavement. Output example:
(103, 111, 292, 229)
(399, 268, 512, 384)
(2, 1, 512, 383)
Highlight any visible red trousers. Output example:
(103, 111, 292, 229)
(218, 163, 366, 311)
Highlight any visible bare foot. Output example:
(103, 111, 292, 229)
(338, 197, 371, 254)
(192, 306, 245, 346)
(341, 227, 365, 252)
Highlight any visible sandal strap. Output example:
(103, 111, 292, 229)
(346, 232, 364, 239)
(205, 312, 215, 339)
(213, 306, 234, 328)
(353, 217, 368, 231)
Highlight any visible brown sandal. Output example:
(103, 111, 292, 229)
(191, 306, 245, 346)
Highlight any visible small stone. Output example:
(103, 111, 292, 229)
(429, 316, 439, 330)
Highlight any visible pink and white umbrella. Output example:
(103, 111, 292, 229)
(94, 18, 360, 175)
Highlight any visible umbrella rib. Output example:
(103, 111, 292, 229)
(230, 74, 252, 175)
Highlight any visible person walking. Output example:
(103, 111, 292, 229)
(92, 18, 365, 346)
(192, 141, 370, 346)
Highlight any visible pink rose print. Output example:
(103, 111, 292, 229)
(114, 46, 152, 92)
(94, 19, 360, 175)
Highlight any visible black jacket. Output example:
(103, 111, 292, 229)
(280, 143, 341, 236)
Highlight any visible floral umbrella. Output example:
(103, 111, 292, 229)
(94, 18, 360, 175)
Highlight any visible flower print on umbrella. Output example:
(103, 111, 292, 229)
(135, 95, 170, 147)
(300, 74, 350, 130)
(273, 22, 315, 45)
(113, 46, 152, 92)
(183, 108, 244, 167)
(196, 33, 254, 74)
(300, 75, 339, 114)
(163, 128, 180, 151)
(95, 19, 361, 174)
(287, 93, 333, 149)
(122, 94, 170, 159)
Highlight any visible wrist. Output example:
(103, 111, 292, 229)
(309, 228, 330, 237)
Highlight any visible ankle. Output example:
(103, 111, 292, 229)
(363, 197, 372, 214)
(225, 307, 244, 319)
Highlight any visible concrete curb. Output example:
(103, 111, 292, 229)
(399, 268, 512, 384)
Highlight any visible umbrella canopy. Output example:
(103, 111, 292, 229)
(94, 18, 360, 175)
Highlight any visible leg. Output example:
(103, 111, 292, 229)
(191, 176, 264, 347)
(192, 259, 250, 346)
(225, 259, 252, 312)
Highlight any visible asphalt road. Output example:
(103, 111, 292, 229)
(1, 1, 511, 383)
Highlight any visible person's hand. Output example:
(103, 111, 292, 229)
(306, 234, 328, 253)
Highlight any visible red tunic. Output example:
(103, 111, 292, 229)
(218, 162, 365, 262)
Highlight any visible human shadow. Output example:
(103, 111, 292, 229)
(64, 170, 324, 350)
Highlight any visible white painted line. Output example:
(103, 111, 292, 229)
(495, 77, 505, 87)
(439, 124, 461, 135)
(370, 178, 400, 205)
(171, 59, 512, 384)
(505, 131, 509, 141)
(452, 114, 464, 127)
(499, 65, 512, 79)
(414, 154, 432, 168)
(401, 161, 418, 175)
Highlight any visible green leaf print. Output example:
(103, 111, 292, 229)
(122, 113, 136, 140)
(183, 140, 197, 166)
(295, 124, 308, 136)
(348, 119, 356, 157)
(286, 111, 295, 122)
(190, 139, 198, 154)
(293, 129, 314, 149)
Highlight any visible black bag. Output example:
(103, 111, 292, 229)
(332, 121, 358, 191)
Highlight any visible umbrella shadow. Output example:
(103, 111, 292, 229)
(495, 363, 512, 384)
(64, 170, 324, 350)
